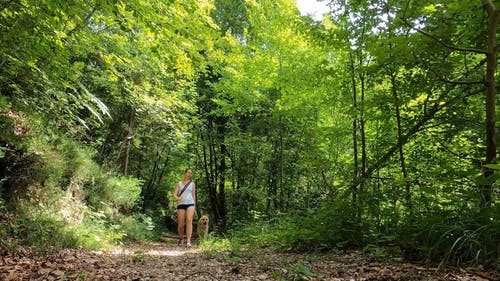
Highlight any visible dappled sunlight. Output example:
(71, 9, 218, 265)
(92, 246, 202, 257)
(3, 243, 494, 281)
(1, 0, 498, 280)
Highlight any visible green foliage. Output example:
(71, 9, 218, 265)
(86, 176, 143, 213)
(27, 130, 100, 191)
(295, 263, 317, 278)
(198, 236, 245, 263)
(132, 251, 146, 262)
(1, 201, 126, 254)
(0, 123, 146, 252)
(2, 200, 124, 253)
(118, 213, 155, 241)
(227, 201, 366, 252)
(200, 237, 233, 253)
(0, 0, 498, 271)
(10, 213, 78, 252)
(0, 198, 17, 254)
(401, 209, 500, 268)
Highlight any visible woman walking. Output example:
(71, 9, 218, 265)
(173, 168, 196, 247)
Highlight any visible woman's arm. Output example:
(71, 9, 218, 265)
(173, 182, 180, 202)
(192, 183, 196, 205)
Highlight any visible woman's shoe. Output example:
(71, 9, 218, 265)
(186, 242, 192, 247)
(178, 239, 183, 246)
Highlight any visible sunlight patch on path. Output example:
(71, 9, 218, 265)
(92, 247, 202, 257)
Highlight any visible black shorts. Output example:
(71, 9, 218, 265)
(177, 204, 195, 210)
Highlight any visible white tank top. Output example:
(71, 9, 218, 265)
(178, 181, 194, 205)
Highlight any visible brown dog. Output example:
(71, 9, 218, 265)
(197, 215, 209, 239)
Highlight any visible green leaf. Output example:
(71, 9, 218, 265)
(0, 146, 6, 159)
(295, 264, 316, 277)
(483, 164, 500, 170)
(0, 96, 10, 110)
(475, 172, 500, 185)
(423, 4, 437, 14)
(79, 83, 112, 123)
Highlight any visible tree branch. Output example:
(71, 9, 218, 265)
(428, 132, 482, 166)
(67, 7, 97, 37)
(483, 0, 500, 35)
(400, 18, 488, 55)
(424, 53, 487, 86)
(349, 88, 483, 189)
(438, 77, 484, 85)
(483, 0, 495, 16)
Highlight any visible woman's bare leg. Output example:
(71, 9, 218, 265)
(185, 207, 195, 245)
(177, 209, 186, 243)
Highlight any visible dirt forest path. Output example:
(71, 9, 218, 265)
(1, 239, 497, 281)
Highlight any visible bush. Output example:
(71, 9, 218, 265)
(400, 207, 500, 269)
(227, 200, 366, 252)
(118, 213, 156, 241)
(2, 200, 126, 253)
(86, 175, 143, 214)
(0, 127, 148, 252)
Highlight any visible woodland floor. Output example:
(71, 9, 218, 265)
(1, 238, 498, 281)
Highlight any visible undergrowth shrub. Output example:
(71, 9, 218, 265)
(199, 237, 233, 253)
(25, 132, 98, 191)
(86, 175, 142, 214)
(227, 201, 499, 271)
(401, 207, 500, 269)
(11, 214, 78, 252)
(2, 200, 124, 253)
(228, 201, 366, 251)
(0, 126, 149, 253)
(297, 201, 366, 249)
(0, 198, 18, 254)
(118, 213, 155, 241)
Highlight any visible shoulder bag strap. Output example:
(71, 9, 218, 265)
(177, 180, 192, 197)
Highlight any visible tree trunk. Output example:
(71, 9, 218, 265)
(390, 67, 411, 211)
(216, 117, 228, 229)
(481, 0, 498, 207)
(402, 2, 498, 208)
(266, 139, 279, 215)
(141, 142, 169, 212)
(350, 52, 359, 205)
(279, 115, 285, 211)
(124, 110, 135, 177)
(387, 6, 412, 212)
(359, 71, 367, 178)
(202, 122, 220, 221)
(155, 146, 171, 189)
(359, 67, 367, 214)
